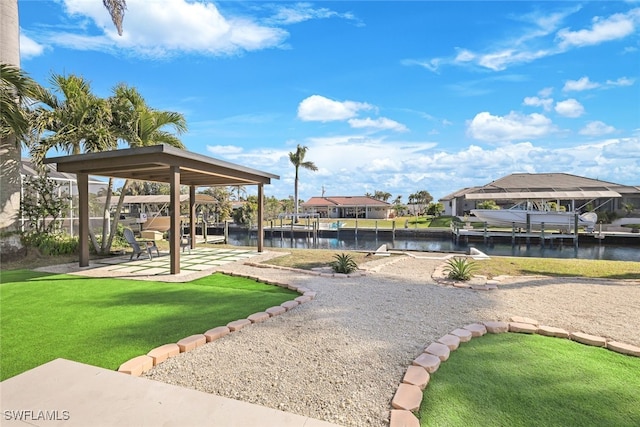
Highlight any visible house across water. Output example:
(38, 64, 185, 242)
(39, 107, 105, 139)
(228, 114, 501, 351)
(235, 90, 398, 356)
(301, 196, 392, 219)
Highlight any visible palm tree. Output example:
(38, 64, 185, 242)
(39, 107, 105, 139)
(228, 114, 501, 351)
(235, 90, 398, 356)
(288, 144, 318, 223)
(103, 0, 127, 36)
(1, 0, 26, 256)
(103, 84, 186, 252)
(0, 0, 127, 256)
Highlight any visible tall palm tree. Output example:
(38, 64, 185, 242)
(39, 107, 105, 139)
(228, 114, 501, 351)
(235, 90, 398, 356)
(1, 0, 127, 256)
(288, 144, 318, 223)
(0, 0, 25, 256)
(103, 84, 186, 252)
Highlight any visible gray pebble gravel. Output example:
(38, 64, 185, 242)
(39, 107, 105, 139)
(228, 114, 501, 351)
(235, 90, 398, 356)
(144, 253, 640, 426)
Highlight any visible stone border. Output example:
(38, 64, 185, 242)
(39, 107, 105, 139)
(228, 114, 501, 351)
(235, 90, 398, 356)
(117, 273, 315, 376)
(389, 316, 640, 427)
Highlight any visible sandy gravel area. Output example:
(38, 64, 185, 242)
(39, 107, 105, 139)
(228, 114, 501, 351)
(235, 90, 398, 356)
(144, 253, 640, 426)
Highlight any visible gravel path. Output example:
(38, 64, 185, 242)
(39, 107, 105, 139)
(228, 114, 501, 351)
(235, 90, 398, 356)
(143, 253, 640, 426)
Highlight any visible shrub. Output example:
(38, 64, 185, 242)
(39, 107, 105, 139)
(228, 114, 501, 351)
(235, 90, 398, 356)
(23, 232, 79, 256)
(443, 257, 478, 281)
(331, 253, 358, 274)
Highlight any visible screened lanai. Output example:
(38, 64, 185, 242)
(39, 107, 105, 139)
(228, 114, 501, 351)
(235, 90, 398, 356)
(44, 144, 279, 274)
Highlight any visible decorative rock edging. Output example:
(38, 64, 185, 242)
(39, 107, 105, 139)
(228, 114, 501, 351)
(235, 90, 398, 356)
(117, 274, 314, 376)
(389, 316, 640, 426)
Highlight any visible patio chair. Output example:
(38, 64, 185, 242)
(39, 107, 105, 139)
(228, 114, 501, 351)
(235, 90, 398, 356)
(124, 228, 159, 261)
(168, 226, 192, 254)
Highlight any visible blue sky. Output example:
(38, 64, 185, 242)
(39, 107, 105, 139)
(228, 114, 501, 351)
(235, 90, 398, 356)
(18, 0, 640, 203)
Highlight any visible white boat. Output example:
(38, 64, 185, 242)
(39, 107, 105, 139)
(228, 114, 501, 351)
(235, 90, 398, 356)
(470, 201, 597, 230)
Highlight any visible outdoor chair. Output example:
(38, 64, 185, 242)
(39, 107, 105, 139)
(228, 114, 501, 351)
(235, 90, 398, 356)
(124, 228, 159, 261)
(167, 228, 192, 254)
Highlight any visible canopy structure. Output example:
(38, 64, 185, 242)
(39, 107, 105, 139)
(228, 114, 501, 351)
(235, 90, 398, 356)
(44, 144, 279, 274)
(465, 190, 621, 200)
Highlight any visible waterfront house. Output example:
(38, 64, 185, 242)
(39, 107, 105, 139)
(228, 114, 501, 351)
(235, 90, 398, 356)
(301, 196, 392, 219)
(439, 173, 640, 218)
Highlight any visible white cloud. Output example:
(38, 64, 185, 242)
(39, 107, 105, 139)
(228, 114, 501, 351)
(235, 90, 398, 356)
(557, 8, 640, 48)
(555, 99, 585, 118)
(606, 77, 635, 87)
(579, 121, 616, 136)
(538, 87, 554, 98)
(563, 76, 600, 91)
(266, 3, 358, 25)
(409, 7, 640, 73)
(297, 95, 373, 122)
(523, 96, 554, 111)
(466, 111, 556, 142)
(212, 134, 639, 203)
(19, 34, 46, 59)
(206, 145, 244, 156)
(348, 117, 408, 132)
(43, 0, 290, 57)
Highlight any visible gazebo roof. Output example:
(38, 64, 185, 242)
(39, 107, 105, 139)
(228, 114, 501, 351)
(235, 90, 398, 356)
(43, 144, 279, 186)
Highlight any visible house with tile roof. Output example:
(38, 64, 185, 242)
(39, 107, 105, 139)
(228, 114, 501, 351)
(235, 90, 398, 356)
(439, 173, 639, 218)
(301, 196, 392, 219)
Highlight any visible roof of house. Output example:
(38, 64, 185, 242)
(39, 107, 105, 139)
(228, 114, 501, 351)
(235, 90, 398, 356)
(460, 173, 634, 200)
(302, 196, 391, 207)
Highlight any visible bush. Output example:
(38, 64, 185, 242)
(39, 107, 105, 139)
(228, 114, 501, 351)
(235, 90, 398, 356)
(331, 253, 358, 274)
(443, 257, 478, 281)
(23, 232, 79, 256)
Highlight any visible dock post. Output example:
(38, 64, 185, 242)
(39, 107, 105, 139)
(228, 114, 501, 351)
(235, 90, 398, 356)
(392, 220, 396, 240)
(540, 222, 545, 248)
(483, 222, 488, 244)
(280, 217, 283, 239)
(203, 219, 207, 243)
(355, 219, 358, 238)
(511, 223, 516, 245)
(224, 221, 228, 243)
(526, 214, 531, 245)
(574, 213, 579, 248)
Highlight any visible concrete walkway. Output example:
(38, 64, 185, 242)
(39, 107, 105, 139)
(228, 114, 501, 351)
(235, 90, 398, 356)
(0, 358, 340, 427)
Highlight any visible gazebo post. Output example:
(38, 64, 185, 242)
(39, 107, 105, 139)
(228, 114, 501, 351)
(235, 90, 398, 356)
(257, 183, 264, 252)
(77, 173, 89, 267)
(189, 185, 196, 249)
(169, 166, 180, 274)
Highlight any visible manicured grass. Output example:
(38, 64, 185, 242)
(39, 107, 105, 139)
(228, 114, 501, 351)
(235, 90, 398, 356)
(475, 256, 640, 280)
(264, 248, 372, 270)
(0, 270, 297, 381)
(419, 333, 640, 427)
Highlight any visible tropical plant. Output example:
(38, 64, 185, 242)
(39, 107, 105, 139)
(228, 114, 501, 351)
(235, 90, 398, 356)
(331, 253, 358, 274)
(426, 202, 444, 216)
(20, 170, 71, 234)
(101, 84, 186, 253)
(1, 63, 45, 256)
(233, 195, 258, 225)
(622, 203, 635, 217)
(288, 144, 318, 223)
(477, 200, 499, 210)
(443, 257, 478, 281)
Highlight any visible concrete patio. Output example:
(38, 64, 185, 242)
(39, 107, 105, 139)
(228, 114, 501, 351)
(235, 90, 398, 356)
(0, 358, 339, 427)
(35, 247, 266, 282)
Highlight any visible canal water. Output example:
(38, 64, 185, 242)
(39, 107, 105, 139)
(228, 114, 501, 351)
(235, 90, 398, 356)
(226, 230, 639, 262)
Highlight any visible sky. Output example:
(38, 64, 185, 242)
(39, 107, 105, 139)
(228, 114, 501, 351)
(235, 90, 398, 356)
(17, 0, 640, 203)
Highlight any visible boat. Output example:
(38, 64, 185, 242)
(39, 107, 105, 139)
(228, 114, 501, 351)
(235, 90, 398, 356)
(470, 201, 598, 230)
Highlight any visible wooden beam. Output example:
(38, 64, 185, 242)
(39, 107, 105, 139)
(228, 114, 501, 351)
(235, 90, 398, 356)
(257, 184, 264, 252)
(169, 166, 180, 274)
(77, 173, 89, 267)
(189, 185, 196, 250)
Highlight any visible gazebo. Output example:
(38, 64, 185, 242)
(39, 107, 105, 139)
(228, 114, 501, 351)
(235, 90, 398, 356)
(44, 144, 279, 274)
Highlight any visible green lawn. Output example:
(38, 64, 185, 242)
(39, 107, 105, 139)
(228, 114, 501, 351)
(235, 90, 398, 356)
(0, 270, 297, 381)
(419, 333, 640, 427)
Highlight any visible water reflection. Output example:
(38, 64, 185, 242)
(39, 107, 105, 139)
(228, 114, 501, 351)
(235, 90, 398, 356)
(228, 231, 639, 261)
